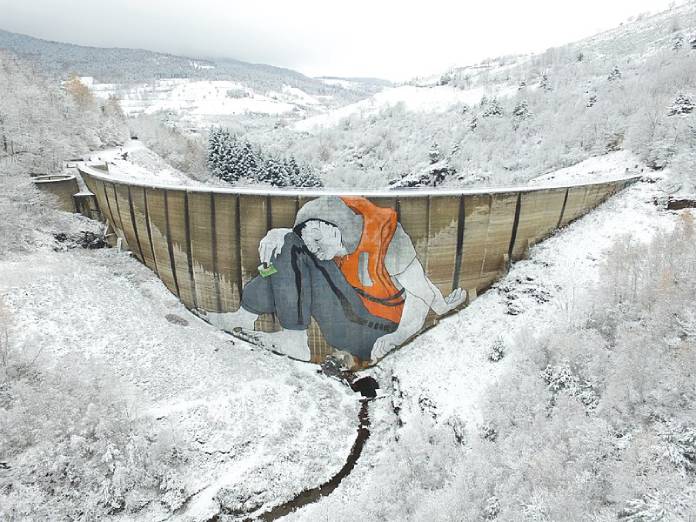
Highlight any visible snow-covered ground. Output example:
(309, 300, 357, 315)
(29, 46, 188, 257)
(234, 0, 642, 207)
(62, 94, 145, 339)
(82, 141, 642, 197)
(85, 76, 513, 136)
(1, 246, 358, 520)
(80, 140, 207, 187)
(4, 142, 680, 519)
(293, 84, 516, 133)
(85, 77, 324, 124)
(529, 150, 644, 186)
(281, 169, 683, 521)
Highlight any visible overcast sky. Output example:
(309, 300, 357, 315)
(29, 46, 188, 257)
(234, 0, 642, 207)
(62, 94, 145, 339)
(0, 0, 679, 80)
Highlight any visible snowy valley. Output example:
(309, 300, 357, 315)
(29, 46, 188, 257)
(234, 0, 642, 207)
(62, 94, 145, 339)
(1, 2, 696, 521)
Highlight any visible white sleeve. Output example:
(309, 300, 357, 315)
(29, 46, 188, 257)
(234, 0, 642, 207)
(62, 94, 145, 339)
(384, 224, 418, 275)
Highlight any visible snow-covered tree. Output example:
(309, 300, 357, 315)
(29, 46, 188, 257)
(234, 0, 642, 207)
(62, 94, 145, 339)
(667, 93, 694, 116)
(586, 92, 598, 108)
(207, 127, 321, 187)
(511, 99, 532, 128)
(608, 65, 622, 81)
(481, 98, 504, 118)
(428, 142, 441, 164)
(539, 73, 552, 92)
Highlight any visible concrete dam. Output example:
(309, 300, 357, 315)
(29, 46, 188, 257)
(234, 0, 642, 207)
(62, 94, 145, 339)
(73, 165, 638, 367)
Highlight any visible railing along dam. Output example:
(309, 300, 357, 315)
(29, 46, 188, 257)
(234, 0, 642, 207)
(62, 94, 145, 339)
(77, 165, 638, 367)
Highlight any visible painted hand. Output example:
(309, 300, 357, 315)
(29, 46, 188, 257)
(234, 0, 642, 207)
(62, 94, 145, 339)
(445, 288, 467, 310)
(371, 333, 401, 363)
(258, 228, 292, 265)
(431, 288, 467, 315)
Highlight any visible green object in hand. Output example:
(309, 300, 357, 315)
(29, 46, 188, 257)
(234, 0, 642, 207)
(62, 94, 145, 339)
(258, 263, 278, 278)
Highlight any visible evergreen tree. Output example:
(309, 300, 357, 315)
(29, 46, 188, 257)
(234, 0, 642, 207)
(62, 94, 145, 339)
(481, 98, 504, 118)
(608, 65, 622, 81)
(673, 33, 684, 51)
(539, 73, 552, 92)
(294, 163, 323, 187)
(667, 93, 694, 116)
(238, 140, 258, 179)
(207, 127, 322, 187)
(428, 142, 441, 164)
(512, 99, 532, 129)
(207, 127, 224, 179)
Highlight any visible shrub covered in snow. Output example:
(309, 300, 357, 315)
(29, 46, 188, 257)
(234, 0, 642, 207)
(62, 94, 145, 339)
(0, 308, 188, 519)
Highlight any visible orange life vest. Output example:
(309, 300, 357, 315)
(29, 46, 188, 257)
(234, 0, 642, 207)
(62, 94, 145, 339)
(335, 197, 405, 324)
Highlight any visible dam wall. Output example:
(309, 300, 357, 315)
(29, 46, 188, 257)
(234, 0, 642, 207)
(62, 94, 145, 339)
(77, 165, 638, 366)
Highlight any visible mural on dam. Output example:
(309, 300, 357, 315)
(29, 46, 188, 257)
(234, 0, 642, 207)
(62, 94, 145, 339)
(225, 196, 466, 364)
(77, 164, 638, 369)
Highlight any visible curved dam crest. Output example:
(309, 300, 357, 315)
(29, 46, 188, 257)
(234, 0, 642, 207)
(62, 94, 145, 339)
(77, 165, 638, 367)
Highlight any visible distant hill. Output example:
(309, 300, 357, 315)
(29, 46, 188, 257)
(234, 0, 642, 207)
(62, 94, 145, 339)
(0, 28, 390, 99)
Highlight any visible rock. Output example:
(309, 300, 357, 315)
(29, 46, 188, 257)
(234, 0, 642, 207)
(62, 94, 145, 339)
(165, 314, 189, 326)
(667, 197, 696, 210)
(53, 231, 108, 250)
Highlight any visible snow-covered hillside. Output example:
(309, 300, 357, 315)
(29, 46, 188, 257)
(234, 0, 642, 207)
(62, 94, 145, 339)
(2, 2, 696, 519)
(293, 84, 515, 133)
(4, 139, 695, 519)
(282, 166, 696, 522)
(86, 77, 325, 121)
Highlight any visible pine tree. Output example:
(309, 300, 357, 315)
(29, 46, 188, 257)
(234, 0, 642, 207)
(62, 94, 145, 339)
(512, 99, 532, 129)
(295, 164, 322, 187)
(667, 93, 694, 116)
(428, 142, 441, 164)
(207, 127, 224, 179)
(539, 73, 552, 92)
(286, 156, 302, 185)
(481, 98, 504, 118)
(608, 65, 622, 81)
(673, 33, 684, 51)
(238, 140, 258, 179)
(512, 99, 531, 119)
(206, 128, 322, 187)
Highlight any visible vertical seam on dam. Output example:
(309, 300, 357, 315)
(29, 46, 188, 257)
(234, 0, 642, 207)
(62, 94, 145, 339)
(210, 192, 223, 313)
(452, 195, 465, 291)
(143, 188, 160, 277)
(557, 188, 569, 229)
(111, 183, 126, 235)
(265, 195, 272, 232)
(184, 192, 198, 310)
(424, 196, 431, 270)
(164, 191, 181, 298)
(100, 182, 117, 232)
(479, 195, 492, 278)
(234, 195, 243, 308)
(507, 193, 522, 262)
(127, 186, 145, 262)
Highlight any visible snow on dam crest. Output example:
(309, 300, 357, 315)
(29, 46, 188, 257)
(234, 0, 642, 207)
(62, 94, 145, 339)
(77, 164, 639, 367)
